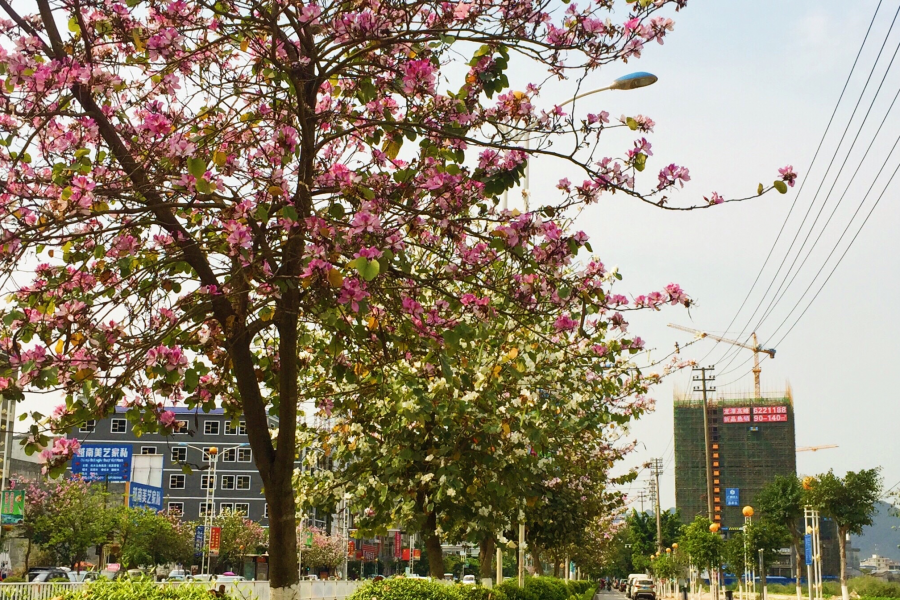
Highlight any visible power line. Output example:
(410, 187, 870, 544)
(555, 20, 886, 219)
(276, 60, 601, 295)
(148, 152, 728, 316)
(697, 0, 887, 367)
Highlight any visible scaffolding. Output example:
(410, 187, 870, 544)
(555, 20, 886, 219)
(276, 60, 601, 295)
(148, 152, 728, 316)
(674, 391, 797, 529)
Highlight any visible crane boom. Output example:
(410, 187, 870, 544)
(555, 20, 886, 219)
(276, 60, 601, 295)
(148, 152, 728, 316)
(796, 445, 838, 452)
(668, 324, 777, 398)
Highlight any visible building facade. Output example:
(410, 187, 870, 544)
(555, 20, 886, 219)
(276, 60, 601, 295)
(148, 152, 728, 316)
(71, 406, 269, 524)
(674, 392, 797, 529)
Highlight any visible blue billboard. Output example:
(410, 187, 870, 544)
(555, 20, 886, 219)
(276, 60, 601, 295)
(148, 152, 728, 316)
(194, 526, 205, 557)
(71, 444, 132, 482)
(128, 482, 163, 512)
(725, 488, 740, 507)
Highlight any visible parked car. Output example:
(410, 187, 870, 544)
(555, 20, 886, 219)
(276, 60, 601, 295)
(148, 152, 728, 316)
(632, 578, 655, 600)
(626, 574, 649, 598)
(461, 575, 476, 585)
(214, 575, 246, 583)
(27, 569, 76, 583)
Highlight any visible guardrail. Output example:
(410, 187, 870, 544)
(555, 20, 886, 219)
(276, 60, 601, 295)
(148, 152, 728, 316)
(0, 579, 364, 600)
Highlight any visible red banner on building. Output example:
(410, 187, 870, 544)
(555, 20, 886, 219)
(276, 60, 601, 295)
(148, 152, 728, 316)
(754, 413, 788, 422)
(362, 544, 377, 561)
(753, 406, 787, 415)
(402, 548, 410, 561)
(394, 531, 402, 558)
(413, 549, 421, 560)
(209, 527, 222, 557)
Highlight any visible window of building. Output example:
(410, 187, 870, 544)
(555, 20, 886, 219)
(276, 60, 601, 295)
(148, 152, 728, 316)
(169, 475, 186, 489)
(204, 421, 220, 435)
(79, 420, 96, 433)
(234, 503, 249, 516)
(140, 446, 158, 455)
(171, 447, 187, 463)
(201, 475, 215, 490)
(173, 420, 188, 434)
(199, 502, 214, 517)
(221, 475, 236, 490)
(111, 419, 127, 434)
(238, 448, 252, 462)
(222, 448, 236, 462)
(202, 447, 215, 462)
(220, 502, 234, 514)
(236, 475, 251, 490)
(167, 502, 184, 515)
(225, 421, 246, 435)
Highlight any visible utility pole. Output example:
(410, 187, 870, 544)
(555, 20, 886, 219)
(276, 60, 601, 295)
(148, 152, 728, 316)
(692, 366, 716, 522)
(651, 459, 664, 555)
(636, 490, 649, 513)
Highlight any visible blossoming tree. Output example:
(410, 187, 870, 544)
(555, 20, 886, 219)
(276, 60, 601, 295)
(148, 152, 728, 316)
(0, 0, 795, 596)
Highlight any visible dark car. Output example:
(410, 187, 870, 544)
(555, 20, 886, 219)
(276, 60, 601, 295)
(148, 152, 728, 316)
(632, 579, 655, 600)
(27, 569, 74, 582)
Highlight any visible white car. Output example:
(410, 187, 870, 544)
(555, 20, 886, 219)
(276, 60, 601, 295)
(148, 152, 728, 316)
(461, 575, 476, 585)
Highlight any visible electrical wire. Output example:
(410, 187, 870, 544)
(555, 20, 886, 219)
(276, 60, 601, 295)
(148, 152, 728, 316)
(694, 0, 887, 367)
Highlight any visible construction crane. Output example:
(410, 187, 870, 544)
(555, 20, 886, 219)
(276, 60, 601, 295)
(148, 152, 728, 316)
(796, 445, 838, 452)
(668, 324, 776, 398)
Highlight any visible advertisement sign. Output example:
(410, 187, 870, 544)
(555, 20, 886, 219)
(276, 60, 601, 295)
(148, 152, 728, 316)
(725, 488, 740, 507)
(71, 444, 132, 482)
(303, 530, 313, 548)
(413, 549, 421, 560)
(722, 407, 750, 416)
(362, 544, 377, 561)
(402, 548, 410, 561)
(128, 482, 163, 512)
(348, 541, 356, 557)
(754, 413, 788, 423)
(209, 526, 221, 557)
(194, 526, 205, 557)
(723, 415, 751, 424)
(753, 406, 787, 415)
(0, 490, 24, 524)
(804, 534, 813, 566)
(394, 531, 402, 558)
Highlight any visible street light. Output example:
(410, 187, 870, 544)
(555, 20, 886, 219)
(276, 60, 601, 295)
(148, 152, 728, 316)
(503, 71, 658, 211)
(177, 442, 249, 574)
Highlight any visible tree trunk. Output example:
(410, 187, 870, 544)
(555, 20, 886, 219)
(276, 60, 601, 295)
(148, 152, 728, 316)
(791, 532, 803, 600)
(531, 546, 545, 576)
(24, 539, 31, 572)
(480, 535, 495, 579)
(553, 554, 560, 578)
(838, 526, 849, 600)
(423, 511, 445, 578)
(761, 559, 767, 600)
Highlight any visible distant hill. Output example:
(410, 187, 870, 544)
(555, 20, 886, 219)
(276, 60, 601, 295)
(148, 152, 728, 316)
(852, 501, 900, 561)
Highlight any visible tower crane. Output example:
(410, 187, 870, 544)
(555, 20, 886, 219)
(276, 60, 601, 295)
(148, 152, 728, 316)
(668, 324, 776, 398)
(796, 445, 838, 452)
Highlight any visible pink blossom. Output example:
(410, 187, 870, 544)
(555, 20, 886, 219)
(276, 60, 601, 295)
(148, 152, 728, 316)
(779, 165, 798, 187)
(553, 313, 578, 332)
(141, 113, 172, 136)
(159, 410, 177, 427)
(705, 192, 724, 205)
(401, 59, 436, 95)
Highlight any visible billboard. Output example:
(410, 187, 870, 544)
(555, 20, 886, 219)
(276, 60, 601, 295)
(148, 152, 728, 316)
(128, 482, 163, 512)
(725, 488, 739, 507)
(194, 526, 205, 557)
(71, 444, 132, 481)
(0, 490, 24, 524)
(209, 526, 221, 557)
(723, 406, 789, 424)
(394, 531, 402, 558)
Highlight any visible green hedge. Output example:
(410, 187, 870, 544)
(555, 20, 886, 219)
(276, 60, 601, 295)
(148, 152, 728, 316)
(51, 579, 237, 600)
(348, 576, 594, 600)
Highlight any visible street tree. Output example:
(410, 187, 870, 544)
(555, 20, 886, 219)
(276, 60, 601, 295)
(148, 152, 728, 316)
(756, 475, 805, 600)
(746, 519, 791, 595)
(679, 516, 723, 588)
(805, 469, 882, 600)
(20, 477, 115, 570)
(0, 0, 796, 596)
(213, 510, 268, 573)
(299, 528, 345, 574)
(117, 507, 196, 569)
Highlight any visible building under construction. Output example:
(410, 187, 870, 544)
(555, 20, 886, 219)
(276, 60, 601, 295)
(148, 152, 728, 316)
(673, 387, 797, 530)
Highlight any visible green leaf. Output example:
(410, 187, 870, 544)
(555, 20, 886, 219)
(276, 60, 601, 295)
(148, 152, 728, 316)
(185, 369, 199, 392)
(67, 17, 80, 33)
(634, 153, 647, 172)
(439, 355, 454, 382)
(187, 157, 207, 179)
(626, 117, 639, 131)
(282, 205, 299, 221)
(349, 257, 380, 281)
(773, 180, 788, 194)
(757, 183, 764, 195)
(328, 203, 346, 219)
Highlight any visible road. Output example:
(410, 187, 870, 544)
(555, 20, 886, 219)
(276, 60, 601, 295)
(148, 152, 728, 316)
(594, 587, 628, 600)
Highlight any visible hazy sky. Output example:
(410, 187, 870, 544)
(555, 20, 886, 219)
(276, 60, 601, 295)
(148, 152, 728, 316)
(516, 0, 900, 509)
(12, 0, 898, 511)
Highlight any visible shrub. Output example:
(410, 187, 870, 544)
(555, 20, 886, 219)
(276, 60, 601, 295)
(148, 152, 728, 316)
(53, 579, 238, 600)
(449, 584, 508, 600)
(348, 579, 456, 600)
(849, 577, 900, 599)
